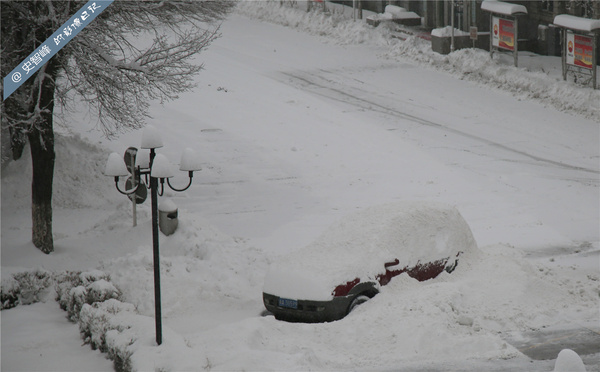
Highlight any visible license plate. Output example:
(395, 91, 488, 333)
(278, 298, 298, 309)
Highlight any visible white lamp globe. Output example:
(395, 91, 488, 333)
(104, 152, 129, 177)
(141, 125, 164, 149)
(180, 148, 202, 172)
(151, 153, 175, 178)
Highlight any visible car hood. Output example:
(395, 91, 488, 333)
(263, 201, 477, 301)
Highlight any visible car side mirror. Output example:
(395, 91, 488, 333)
(385, 258, 400, 268)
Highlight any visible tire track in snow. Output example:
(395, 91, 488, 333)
(280, 71, 599, 175)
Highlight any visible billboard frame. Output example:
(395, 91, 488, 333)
(554, 14, 600, 90)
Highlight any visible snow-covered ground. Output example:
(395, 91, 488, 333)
(2, 1, 599, 371)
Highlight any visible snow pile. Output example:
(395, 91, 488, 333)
(554, 349, 587, 372)
(264, 202, 477, 300)
(236, 1, 392, 45)
(99, 212, 268, 319)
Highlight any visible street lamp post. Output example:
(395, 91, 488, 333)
(103, 125, 201, 345)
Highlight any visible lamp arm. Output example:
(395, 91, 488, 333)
(114, 176, 140, 196)
(166, 171, 194, 192)
(157, 178, 166, 197)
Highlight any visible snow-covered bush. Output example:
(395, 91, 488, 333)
(1, 269, 53, 309)
(79, 299, 136, 372)
(55, 270, 120, 321)
(1, 276, 20, 310)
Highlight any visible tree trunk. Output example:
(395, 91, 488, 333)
(29, 65, 57, 254)
(9, 126, 27, 160)
(29, 126, 55, 254)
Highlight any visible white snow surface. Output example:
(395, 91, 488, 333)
(264, 202, 476, 300)
(481, 0, 528, 16)
(2, 1, 599, 371)
(554, 349, 587, 372)
(553, 14, 600, 32)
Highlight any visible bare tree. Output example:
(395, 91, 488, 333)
(1, 0, 236, 254)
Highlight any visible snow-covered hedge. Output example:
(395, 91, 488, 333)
(55, 270, 141, 372)
(1, 269, 53, 310)
(79, 299, 137, 372)
(3, 268, 156, 372)
(55, 270, 121, 321)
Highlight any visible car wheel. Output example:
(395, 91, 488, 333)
(347, 294, 370, 314)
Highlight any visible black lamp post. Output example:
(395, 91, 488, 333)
(104, 125, 200, 345)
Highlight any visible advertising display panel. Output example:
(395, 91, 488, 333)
(566, 31, 594, 69)
(492, 16, 515, 51)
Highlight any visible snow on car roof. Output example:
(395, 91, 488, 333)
(263, 201, 477, 300)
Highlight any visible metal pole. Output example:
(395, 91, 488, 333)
(489, 14, 493, 59)
(514, 17, 518, 67)
(132, 192, 137, 227)
(451, 0, 455, 53)
(562, 29, 567, 81)
(593, 33, 597, 89)
(149, 148, 162, 345)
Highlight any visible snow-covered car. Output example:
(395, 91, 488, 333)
(262, 202, 477, 322)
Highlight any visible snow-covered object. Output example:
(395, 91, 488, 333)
(179, 148, 201, 171)
(481, 0, 528, 16)
(263, 202, 477, 301)
(104, 152, 129, 177)
(432, 26, 470, 38)
(150, 153, 174, 178)
(554, 14, 600, 32)
(135, 149, 151, 169)
(140, 125, 163, 149)
(385, 5, 407, 17)
(554, 349, 587, 372)
(367, 5, 420, 24)
(158, 198, 177, 213)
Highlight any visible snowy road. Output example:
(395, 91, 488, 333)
(178, 12, 599, 254)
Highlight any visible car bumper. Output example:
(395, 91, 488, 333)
(263, 292, 352, 323)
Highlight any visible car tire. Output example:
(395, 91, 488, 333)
(347, 294, 370, 314)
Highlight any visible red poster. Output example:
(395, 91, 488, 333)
(498, 18, 515, 51)
(574, 34, 593, 69)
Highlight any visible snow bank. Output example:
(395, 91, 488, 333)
(100, 212, 268, 318)
(264, 202, 477, 300)
(236, 1, 392, 45)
